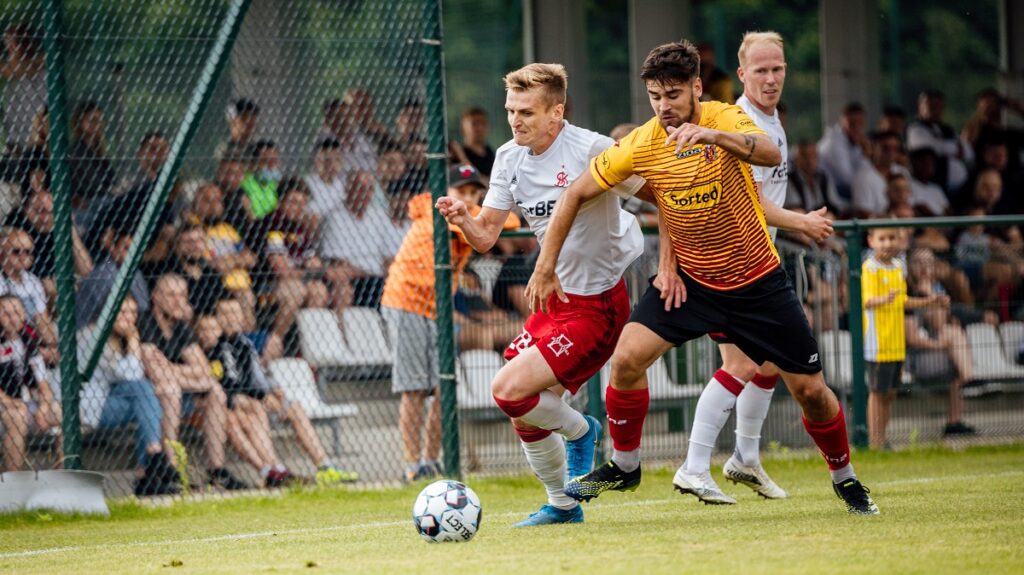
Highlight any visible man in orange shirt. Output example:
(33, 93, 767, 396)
(381, 164, 517, 483)
(527, 40, 878, 515)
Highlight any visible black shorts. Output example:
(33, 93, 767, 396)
(867, 361, 903, 393)
(631, 267, 822, 375)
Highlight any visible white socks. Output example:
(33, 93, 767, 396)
(684, 375, 740, 474)
(830, 463, 856, 484)
(517, 390, 588, 441)
(735, 384, 775, 465)
(611, 449, 640, 472)
(521, 433, 576, 509)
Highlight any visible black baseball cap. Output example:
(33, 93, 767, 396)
(448, 164, 484, 189)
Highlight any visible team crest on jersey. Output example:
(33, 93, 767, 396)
(547, 334, 574, 357)
(555, 167, 569, 187)
(703, 145, 718, 164)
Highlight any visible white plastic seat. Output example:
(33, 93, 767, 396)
(268, 358, 358, 420)
(297, 308, 350, 368)
(999, 321, 1024, 366)
(819, 330, 851, 391)
(456, 350, 503, 410)
(268, 358, 358, 457)
(339, 308, 392, 366)
(965, 323, 1024, 380)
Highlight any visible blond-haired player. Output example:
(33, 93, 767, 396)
(437, 63, 646, 526)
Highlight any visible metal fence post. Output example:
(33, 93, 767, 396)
(80, 0, 252, 383)
(585, 373, 606, 464)
(423, 0, 460, 478)
(845, 225, 868, 448)
(43, 0, 81, 470)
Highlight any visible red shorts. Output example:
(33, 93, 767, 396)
(503, 279, 631, 394)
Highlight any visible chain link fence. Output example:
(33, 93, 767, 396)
(2, 0, 1023, 504)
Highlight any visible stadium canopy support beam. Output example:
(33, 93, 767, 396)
(81, 0, 253, 385)
(524, 0, 591, 128)
(1000, 0, 1024, 119)
(819, 0, 881, 131)
(627, 0, 691, 124)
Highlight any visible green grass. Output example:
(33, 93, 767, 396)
(2, 444, 1023, 574)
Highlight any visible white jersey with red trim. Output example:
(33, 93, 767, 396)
(737, 94, 788, 240)
(484, 121, 644, 296)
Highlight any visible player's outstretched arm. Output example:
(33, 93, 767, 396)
(759, 188, 834, 242)
(665, 125, 780, 167)
(524, 171, 607, 313)
(436, 197, 510, 253)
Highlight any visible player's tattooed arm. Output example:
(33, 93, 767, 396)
(742, 135, 756, 161)
(716, 131, 779, 166)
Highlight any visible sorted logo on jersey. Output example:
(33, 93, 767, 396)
(590, 101, 779, 290)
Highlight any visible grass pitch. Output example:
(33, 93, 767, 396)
(1, 443, 1022, 574)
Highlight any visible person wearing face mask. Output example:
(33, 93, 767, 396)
(240, 140, 283, 221)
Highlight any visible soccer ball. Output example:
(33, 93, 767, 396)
(412, 479, 482, 543)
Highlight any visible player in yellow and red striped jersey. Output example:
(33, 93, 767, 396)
(526, 39, 878, 515)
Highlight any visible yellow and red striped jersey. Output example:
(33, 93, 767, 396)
(591, 101, 779, 290)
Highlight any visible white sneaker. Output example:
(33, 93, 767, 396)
(672, 463, 736, 505)
(723, 455, 788, 499)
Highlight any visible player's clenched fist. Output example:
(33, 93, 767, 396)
(435, 196, 469, 226)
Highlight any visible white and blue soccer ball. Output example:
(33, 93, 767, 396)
(412, 479, 482, 543)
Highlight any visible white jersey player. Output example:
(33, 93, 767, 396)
(437, 63, 644, 527)
(671, 31, 832, 505)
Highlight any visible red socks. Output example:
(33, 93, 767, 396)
(605, 387, 650, 452)
(750, 372, 779, 390)
(802, 407, 852, 470)
(493, 394, 539, 419)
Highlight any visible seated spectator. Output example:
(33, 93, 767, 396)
(5, 187, 94, 304)
(907, 148, 950, 216)
(214, 147, 252, 234)
(1, 23, 47, 155)
(962, 88, 1024, 158)
(83, 132, 180, 262)
(885, 173, 913, 217)
(696, 42, 734, 104)
(448, 107, 496, 178)
(239, 140, 281, 221)
(908, 246, 993, 327)
(255, 179, 329, 345)
(953, 207, 1023, 310)
(161, 224, 229, 318)
(786, 139, 848, 217)
(0, 227, 57, 347)
(818, 102, 869, 202)
(200, 298, 358, 486)
(852, 131, 907, 218)
(904, 251, 982, 435)
(79, 295, 179, 495)
(195, 312, 293, 488)
(973, 135, 1023, 215)
(76, 221, 150, 328)
(455, 270, 523, 352)
(307, 145, 404, 309)
(342, 88, 395, 154)
(138, 273, 246, 490)
(0, 295, 60, 471)
(68, 100, 116, 212)
(189, 183, 257, 317)
(0, 106, 48, 202)
(215, 98, 259, 163)
(876, 104, 907, 136)
(319, 98, 378, 179)
(905, 90, 969, 193)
